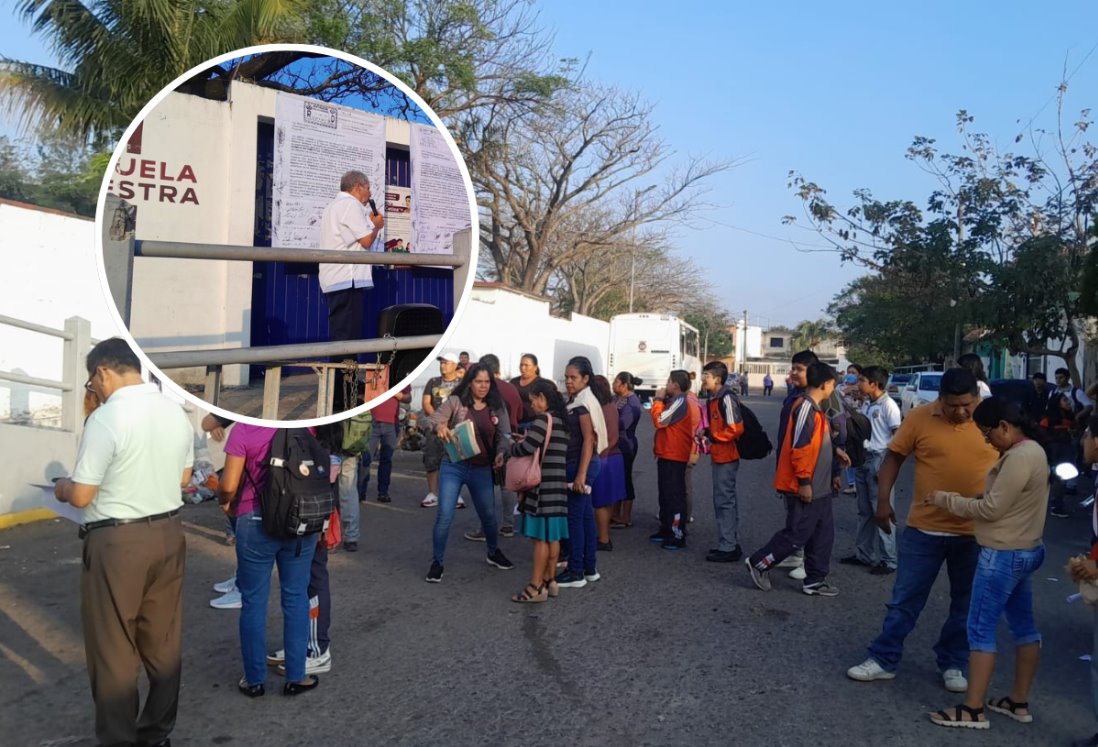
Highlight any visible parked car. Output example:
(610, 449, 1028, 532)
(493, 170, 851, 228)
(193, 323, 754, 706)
(886, 373, 913, 408)
(901, 372, 943, 416)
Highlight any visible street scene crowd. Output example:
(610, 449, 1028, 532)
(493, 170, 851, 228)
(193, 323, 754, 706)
(44, 336, 1098, 746)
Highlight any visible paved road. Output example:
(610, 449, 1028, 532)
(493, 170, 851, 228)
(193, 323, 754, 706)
(2, 395, 1097, 746)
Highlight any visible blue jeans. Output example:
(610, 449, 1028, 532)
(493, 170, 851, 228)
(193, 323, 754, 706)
(867, 528, 978, 673)
(711, 460, 741, 551)
(235, 511, 316, 685)
(565, 459, 601, 573)
(967, 545, 1044, 652)
(433, 459, 498, 564)
(360, 422, 398, 496)
(853, 451, 897, 568)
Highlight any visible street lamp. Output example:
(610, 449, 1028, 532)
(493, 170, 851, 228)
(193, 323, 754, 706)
(628, 185, 657, 313)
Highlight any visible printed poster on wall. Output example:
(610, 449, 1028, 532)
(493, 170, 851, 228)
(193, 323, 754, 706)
(272, 92, 387, 249)
(409, 123, 472, 255)
(384, 185, 411, 252)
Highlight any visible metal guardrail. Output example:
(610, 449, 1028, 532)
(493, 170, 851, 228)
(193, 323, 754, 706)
(101, 195, 470, 419)
(0, 315, 93, 433)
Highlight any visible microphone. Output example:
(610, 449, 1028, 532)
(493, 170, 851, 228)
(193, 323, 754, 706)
(367, 198, 379, 216)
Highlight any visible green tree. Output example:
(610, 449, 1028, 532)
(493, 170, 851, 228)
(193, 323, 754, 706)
(787, 84, 1097, 384)
(0, 0, 311, 140)
(791, 317, 834, 351)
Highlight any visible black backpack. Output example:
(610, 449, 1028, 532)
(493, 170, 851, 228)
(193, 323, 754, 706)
(735, 398, 774, 460)
(843, 410, 873, 468)
(254, 429, 335, 538)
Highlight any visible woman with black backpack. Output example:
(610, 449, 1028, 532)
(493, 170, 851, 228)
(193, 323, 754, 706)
(217, 425, 322, 697)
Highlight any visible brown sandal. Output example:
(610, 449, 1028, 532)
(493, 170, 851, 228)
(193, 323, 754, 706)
(545, 580, 559, 598)
(511, 582, 547, 604)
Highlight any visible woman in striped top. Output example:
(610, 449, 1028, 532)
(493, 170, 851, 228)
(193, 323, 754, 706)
(510, 379, 571, 603)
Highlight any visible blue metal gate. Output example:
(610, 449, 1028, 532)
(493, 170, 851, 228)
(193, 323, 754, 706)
(251, 122, 455, 380)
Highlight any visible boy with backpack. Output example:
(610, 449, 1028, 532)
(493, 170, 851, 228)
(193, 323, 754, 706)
(699, 361, 746, 562)
(840, 366, 902, 575)
(746, 362, 843, 597)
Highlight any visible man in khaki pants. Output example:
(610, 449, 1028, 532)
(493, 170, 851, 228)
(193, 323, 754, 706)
(55, 339, 194, 747)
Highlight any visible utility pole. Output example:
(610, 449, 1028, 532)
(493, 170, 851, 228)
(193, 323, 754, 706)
(953, 201, 964, 364)
(741, 309, 749, 370)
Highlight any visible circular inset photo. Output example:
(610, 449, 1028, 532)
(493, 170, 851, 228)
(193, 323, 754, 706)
(96, 44, 476, 424)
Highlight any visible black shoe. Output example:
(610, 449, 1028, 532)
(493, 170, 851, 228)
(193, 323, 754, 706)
(425, 561, 444, 583)
(662, 537, 686, 550)
(342, 541, 358, 552)
(839, 555, 868, 566)
(377, 493, 391, 503)
(597, 541, 613, 551)
(1051, 508, 1070, 518)
(238, 678, 264, 698)
(358, 495, 367, 503)
(649, 531, 669, 544)
(283, 676, 320, 696)
(486, 548, 514, 570)
(706, 547, 743, 563)
(869, 563, 895, 576)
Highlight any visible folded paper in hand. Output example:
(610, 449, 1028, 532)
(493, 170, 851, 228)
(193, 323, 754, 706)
(443, 420, 482, 463)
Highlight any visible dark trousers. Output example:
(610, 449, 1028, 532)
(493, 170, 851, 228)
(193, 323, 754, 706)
(657, 458, 688, 539)
(325, 287, 366, 412)
(81, 518, 186, 747)
(749, 494, 835, 584)
(308, 541, 330, 656)
(622, 448, 637, 502)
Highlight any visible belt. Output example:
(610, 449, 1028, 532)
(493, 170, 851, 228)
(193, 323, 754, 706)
(79, 509, 180, 539)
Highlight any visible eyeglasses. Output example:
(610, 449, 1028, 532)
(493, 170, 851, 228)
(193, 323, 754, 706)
(84, 378, 95, 392)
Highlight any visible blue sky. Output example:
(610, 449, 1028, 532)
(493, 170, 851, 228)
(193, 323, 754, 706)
(537, 1, 1098, 328)
(3, 1, 1098, 328)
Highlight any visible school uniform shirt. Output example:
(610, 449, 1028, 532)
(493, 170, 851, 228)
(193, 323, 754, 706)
(707, 386, 745, 463)
(652, 393, 700, 463)
(774, 396, 835, 497)
(318, 191, 379, 293)
(864, 392, 902, 452)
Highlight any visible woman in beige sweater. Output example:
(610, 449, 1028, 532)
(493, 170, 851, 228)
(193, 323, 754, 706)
(924, 398, 1048, 730)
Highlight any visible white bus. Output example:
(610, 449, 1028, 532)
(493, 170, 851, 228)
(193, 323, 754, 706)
(608, 313, 702, 399)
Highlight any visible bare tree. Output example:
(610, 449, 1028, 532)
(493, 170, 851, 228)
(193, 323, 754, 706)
(469, 81, 730, 298)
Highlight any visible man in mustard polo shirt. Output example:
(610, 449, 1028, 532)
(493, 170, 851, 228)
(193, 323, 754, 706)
(846, 368, 998, 692)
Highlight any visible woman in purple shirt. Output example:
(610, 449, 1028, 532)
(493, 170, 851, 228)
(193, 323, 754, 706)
(611, 372, 643, 528)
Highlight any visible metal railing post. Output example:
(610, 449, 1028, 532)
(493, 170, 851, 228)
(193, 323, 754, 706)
(204, 365, 222, 406)
(262, 367, 282, 420)
(452, 228, 471, 309)
(62, 316, 91, 434)
(101, 194, 136, 326)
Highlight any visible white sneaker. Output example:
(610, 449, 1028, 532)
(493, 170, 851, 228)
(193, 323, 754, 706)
(847, 658, 896, 682)
(212, 575, 236, 594)
(942, 668, 967, 693)
(277, 647, 332, 675)
(209, 589, 241, 609)
(420, 493, 439, 508)
(584, 570, 601, 582)
(776, 554, 803, 569)
(456, 496, 466, 509)
(788, 566, 807, 580)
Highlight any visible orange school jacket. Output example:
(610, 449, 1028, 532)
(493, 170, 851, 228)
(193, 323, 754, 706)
(774, 395, 834, 496)
(652, 393, 701, 463)
(707, 387, 745, 463)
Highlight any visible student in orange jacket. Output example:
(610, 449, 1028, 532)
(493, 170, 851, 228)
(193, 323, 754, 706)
(650, 370, 701, 549)
(700, 361, 746, 562)
(746, 362, 842, 596)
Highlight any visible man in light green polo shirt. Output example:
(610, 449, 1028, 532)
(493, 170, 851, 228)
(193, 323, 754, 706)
(54, 338, 193, 747)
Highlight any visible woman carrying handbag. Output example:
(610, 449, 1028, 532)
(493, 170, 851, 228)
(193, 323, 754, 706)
(509, 379, 571, 602)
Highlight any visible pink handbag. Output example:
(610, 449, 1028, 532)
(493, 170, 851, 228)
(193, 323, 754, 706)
(504, 416, 553, 492)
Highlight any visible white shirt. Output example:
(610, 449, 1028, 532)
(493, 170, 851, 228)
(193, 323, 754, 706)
(72, 383, 194, 522)
(977, 380, 992, 400)
(318, 192, 379, 293)
(864, 392, 902, 452)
